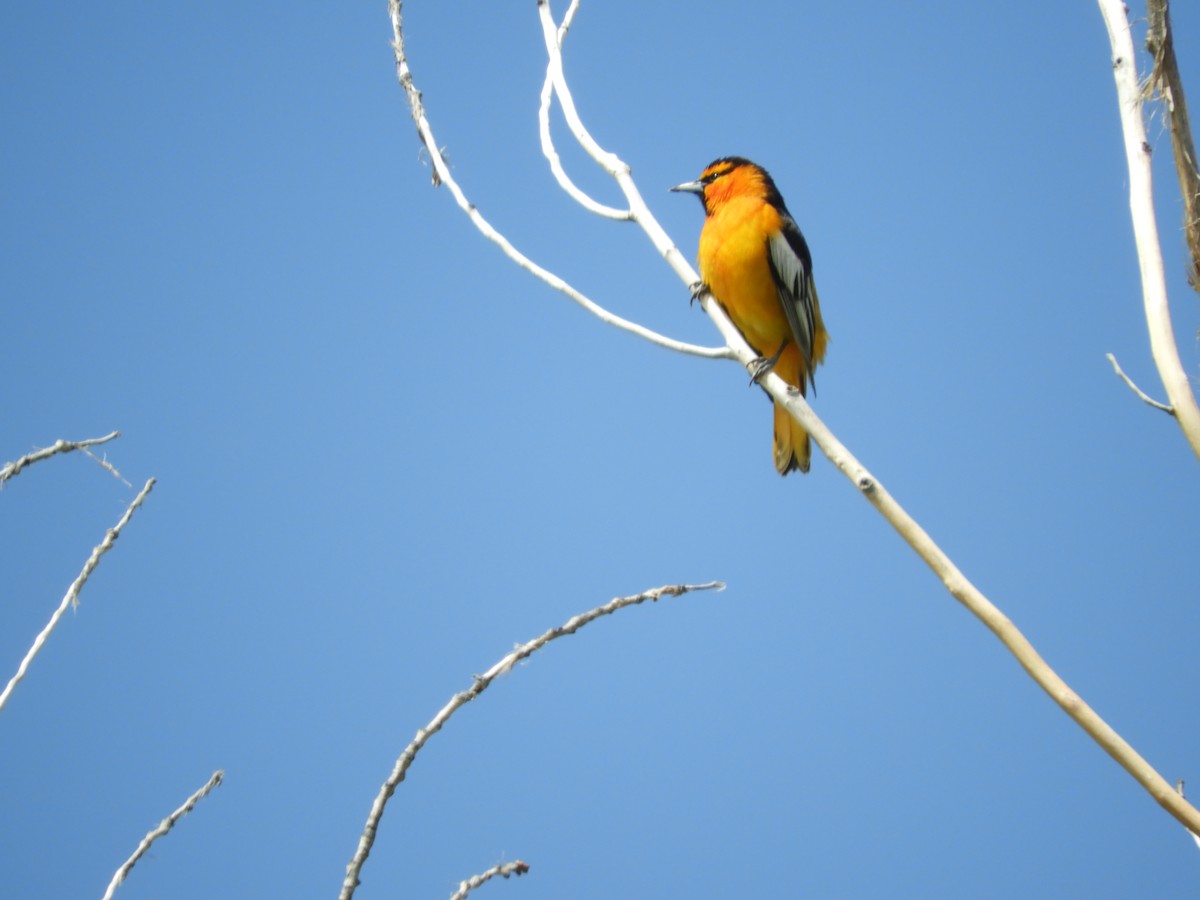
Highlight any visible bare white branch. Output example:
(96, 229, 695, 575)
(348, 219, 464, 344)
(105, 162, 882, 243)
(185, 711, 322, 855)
(390, 0, 1200, 850)
(555, 0, 580, 42)
(387, 0, 728, 361)
(540, 0, 1200, 841)
(537, 4, 629, 219)
(448, 860, 530, 900)
(0, 431, 121, 488)
(735, 323, 1200, 837)
(533, 2, 736, 317)
(0, 477, 156, 715)
(539, 70, 630, 219)
(80, 446, 133, 487)
(339, 581, 724, 900)
(1106, 352, 1175, 413)
(1097, 0, 1200, 458)
(100, 770, 224, 900)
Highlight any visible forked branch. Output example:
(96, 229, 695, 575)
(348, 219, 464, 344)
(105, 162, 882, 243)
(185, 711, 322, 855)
(1098, 0, 1200, 458)
(0, 432, 121, 487)
(390, 0, 1200, 852)
(387, 0, 727, 361)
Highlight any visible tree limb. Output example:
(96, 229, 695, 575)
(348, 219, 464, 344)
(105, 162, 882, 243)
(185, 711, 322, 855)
(1098, 0, 1200, 459)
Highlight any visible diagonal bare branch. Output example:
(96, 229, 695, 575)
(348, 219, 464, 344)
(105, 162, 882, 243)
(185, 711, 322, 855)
(101, 770, 224, 900)
(540, 0, 1200, 842)
(0, 478, 156, 715)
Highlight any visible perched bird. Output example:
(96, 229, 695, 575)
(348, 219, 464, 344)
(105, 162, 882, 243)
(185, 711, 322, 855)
(672, 157, 828, 475)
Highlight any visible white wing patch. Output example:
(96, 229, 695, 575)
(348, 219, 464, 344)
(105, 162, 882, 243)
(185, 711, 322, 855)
(767, 222, 817, 389)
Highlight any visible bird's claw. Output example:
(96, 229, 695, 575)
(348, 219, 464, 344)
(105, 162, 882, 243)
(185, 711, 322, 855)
(747, 356, 776, 386)
(747, 339, 789, 386)
(688, 281, 709, 306)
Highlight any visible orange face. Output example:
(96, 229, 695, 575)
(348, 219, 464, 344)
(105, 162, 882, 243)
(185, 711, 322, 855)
(695, 159, 774, 217)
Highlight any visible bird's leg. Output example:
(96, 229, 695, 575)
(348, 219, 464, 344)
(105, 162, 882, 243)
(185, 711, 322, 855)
(688, 281, 709, 306)
(748, 339, 790, 386)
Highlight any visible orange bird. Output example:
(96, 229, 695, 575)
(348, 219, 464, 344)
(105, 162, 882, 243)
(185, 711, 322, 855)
(672, 157, 828, 475)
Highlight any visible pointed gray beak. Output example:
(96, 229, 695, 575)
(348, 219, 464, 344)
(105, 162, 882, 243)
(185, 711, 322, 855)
(670, 179, 704, 194)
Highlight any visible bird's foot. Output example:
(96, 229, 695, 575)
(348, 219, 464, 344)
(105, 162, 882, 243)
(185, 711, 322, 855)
(747, 340, 789, 386)
(688, 281, 709, 306)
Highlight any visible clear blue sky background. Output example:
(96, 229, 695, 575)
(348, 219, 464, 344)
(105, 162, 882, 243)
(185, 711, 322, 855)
(3, 2, 1199, 897)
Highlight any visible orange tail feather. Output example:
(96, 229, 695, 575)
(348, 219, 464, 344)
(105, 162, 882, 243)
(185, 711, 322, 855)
(773, 401, 810, 475)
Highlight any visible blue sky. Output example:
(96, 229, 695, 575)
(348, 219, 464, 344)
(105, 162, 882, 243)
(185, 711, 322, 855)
(3, 2, 1200, 897)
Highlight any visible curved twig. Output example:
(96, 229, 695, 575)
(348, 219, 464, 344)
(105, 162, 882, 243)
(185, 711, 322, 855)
(0, 431, 121, 487)
(448, 860, 530, 900)
(533, 1, 703, 296)
(339, 581, 724, 899)
(538, 1, 627, 219)
(1106, 352, 1175, 413)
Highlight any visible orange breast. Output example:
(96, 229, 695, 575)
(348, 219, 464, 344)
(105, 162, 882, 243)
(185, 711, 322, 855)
(698, 197, 791, 357)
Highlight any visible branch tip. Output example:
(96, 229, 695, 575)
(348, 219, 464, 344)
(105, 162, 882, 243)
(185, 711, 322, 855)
(1105, 352, 1175, 414)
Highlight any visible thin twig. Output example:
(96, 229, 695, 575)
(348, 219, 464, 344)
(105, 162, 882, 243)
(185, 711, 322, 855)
(1098, 0, 1200, 459)
(387, 0, 728, 361)
(0, 431, 121, 487)
(100, 770, 224, 900)
(0, 478, 156, 715)
(80, 447, 133, 487)
(339, 581, 724, 900)
(448, 860, 530, 900)
(1106, 352, 1175, 413)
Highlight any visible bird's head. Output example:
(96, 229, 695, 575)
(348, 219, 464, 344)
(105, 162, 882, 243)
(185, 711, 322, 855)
(671, 157, 782, 216)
